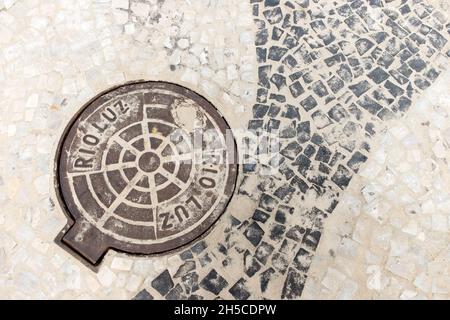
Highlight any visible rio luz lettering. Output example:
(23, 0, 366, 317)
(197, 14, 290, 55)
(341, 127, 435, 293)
(159, 167, 219, 230)
(74, 100, 129, 169)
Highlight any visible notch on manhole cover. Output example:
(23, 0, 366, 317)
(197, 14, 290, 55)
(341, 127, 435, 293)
(54, 81, 238, 267)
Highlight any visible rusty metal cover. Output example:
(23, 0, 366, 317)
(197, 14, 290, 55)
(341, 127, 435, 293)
(54, 81, 238, 267)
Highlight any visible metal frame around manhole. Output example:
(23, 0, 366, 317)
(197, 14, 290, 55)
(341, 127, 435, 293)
(53, 80, 239, 270)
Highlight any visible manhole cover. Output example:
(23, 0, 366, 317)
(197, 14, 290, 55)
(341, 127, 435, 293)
(54, 81, 238, 267)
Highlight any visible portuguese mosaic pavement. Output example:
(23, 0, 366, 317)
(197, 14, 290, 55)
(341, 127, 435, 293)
(0, 0, 449, 300)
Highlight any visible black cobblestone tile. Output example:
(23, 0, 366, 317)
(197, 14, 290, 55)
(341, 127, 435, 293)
(229, 278, 251, 300)
(152, 270, 174, 296)
(200, 270, 229, 295)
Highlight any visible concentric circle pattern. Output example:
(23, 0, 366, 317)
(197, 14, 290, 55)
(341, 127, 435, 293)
(55, 81, 238, 265)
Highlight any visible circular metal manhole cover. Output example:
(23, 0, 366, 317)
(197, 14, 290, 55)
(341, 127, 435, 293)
(55, 81, 238, 266)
